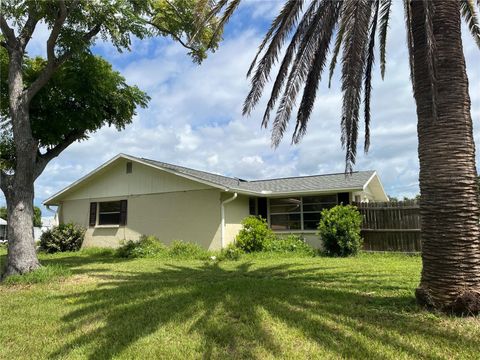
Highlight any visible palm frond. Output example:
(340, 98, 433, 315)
(378, 0, 392, 79)
(423, 0, 438, 120)
(460, 0, 480, 48)
(242, 0, 304, 116)
(271, 0, 339, 147)
(260, 0, 322, 128)
(246, 0, 303, 78)
(328, 9, 346, 88)
(340, 0, 373, 173)
(293, 1, 343, 144)
(206, 0, 242, 48)
(363, 0, 380, 153)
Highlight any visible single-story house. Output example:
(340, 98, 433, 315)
(44, 154, 388, 249)
(0, 218, 7, 242)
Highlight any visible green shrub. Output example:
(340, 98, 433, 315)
(116, 236, 209, 260)
(235, 216, 275, 253)
(263, 234, 315, 256)
(116, 235, 166, 258)
(2, 264, 72, 285)
(79, 247, 116, 257)
(318, 205, 363, 257)
(39, 223, 85, 253)
(219, 242, 244, 261)
(168, 240, 209, 259)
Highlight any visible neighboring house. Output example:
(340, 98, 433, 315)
(0, 218, 7, 242)
(0, 218, 42, 243)
(44, 154, 388, 250)
(41, 216, 58, 233)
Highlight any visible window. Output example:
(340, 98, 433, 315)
(302, 195, 337, 230)
(269, 197, 302, 230)
(248, 197, 268, 219)
(249, 198, 257, 215)
(93, 200, 127, 226)
(98, 201, 121, 225)
(268, 194, 339, 231)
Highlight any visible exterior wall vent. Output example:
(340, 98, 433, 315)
(126, 161, 133, 174)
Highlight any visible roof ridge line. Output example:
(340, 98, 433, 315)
(140, 157, 242, 182)
(248, 170, 375, 182)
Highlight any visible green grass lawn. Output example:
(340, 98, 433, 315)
(0, 248, 479, 359)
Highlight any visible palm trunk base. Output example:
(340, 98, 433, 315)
(416, 286, 480, 316)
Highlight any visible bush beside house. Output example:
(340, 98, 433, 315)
(39, 223, 85, 253)
(235, 216, 275, 253)
(235, 216, 316, 256)
(116, 236, 209, 260)
(318, 205, 363, 257)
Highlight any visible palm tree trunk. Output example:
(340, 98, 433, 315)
(410, 0, 480, 314)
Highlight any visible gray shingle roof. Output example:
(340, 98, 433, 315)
(138, 156, 374, 195)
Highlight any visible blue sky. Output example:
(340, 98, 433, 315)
(2, 1, 480, 212)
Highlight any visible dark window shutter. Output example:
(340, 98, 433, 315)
(119, 200, 128, 226)
(89, 202, 97, 227)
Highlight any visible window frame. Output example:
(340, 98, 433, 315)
(268, 197, 302, 231)
(94, 200, 127, 227)
(267, 194, 340, 232)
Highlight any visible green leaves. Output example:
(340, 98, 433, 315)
(236, 216, 275, 253)
(0, 49, 149, 165)
(318, 205, 363, 257)
(28, 52, 150, 147)
(150, 0, 228, 63)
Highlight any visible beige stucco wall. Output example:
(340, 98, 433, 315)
(59, 158, 211, 201)
(222, 193, 250, 247)
(55, 159, 254, 250)
(60, 189, 225, 250)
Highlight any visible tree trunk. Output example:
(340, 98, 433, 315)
(1, 49, 41, 278)
(3, 179, 40, 277)
(411, 0, 480, 314)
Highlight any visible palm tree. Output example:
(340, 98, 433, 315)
(213, 0, 480, 314)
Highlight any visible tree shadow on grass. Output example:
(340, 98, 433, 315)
(41, 250, 119, 267)
(50, 261, 479, 359)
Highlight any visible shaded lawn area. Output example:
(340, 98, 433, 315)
(0, 248, 479, 359)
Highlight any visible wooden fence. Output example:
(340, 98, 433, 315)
(353, 201, 421, 252)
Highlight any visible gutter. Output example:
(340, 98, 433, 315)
(220, 192, 238, 249)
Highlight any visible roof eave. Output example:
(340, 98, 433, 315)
(230, 187, 365, 197)
(363, 171, 389, 201)
(43, 153, 230, 206)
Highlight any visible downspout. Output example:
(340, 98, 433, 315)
(221, 192, 238, 249)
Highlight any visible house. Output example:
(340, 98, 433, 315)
(0, 218, 7, 242)
(43, 154, 388, 249)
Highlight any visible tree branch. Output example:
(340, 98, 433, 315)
(46, 0, 67, 62)
(0, 15, 17, 50)
(18, 7, 40, 50)
(34, 130, 83, 179)
(25, 24, 101, 103)
(148, 21, 197, 52)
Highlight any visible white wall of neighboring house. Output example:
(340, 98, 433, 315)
(0, 218, 7, 242)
